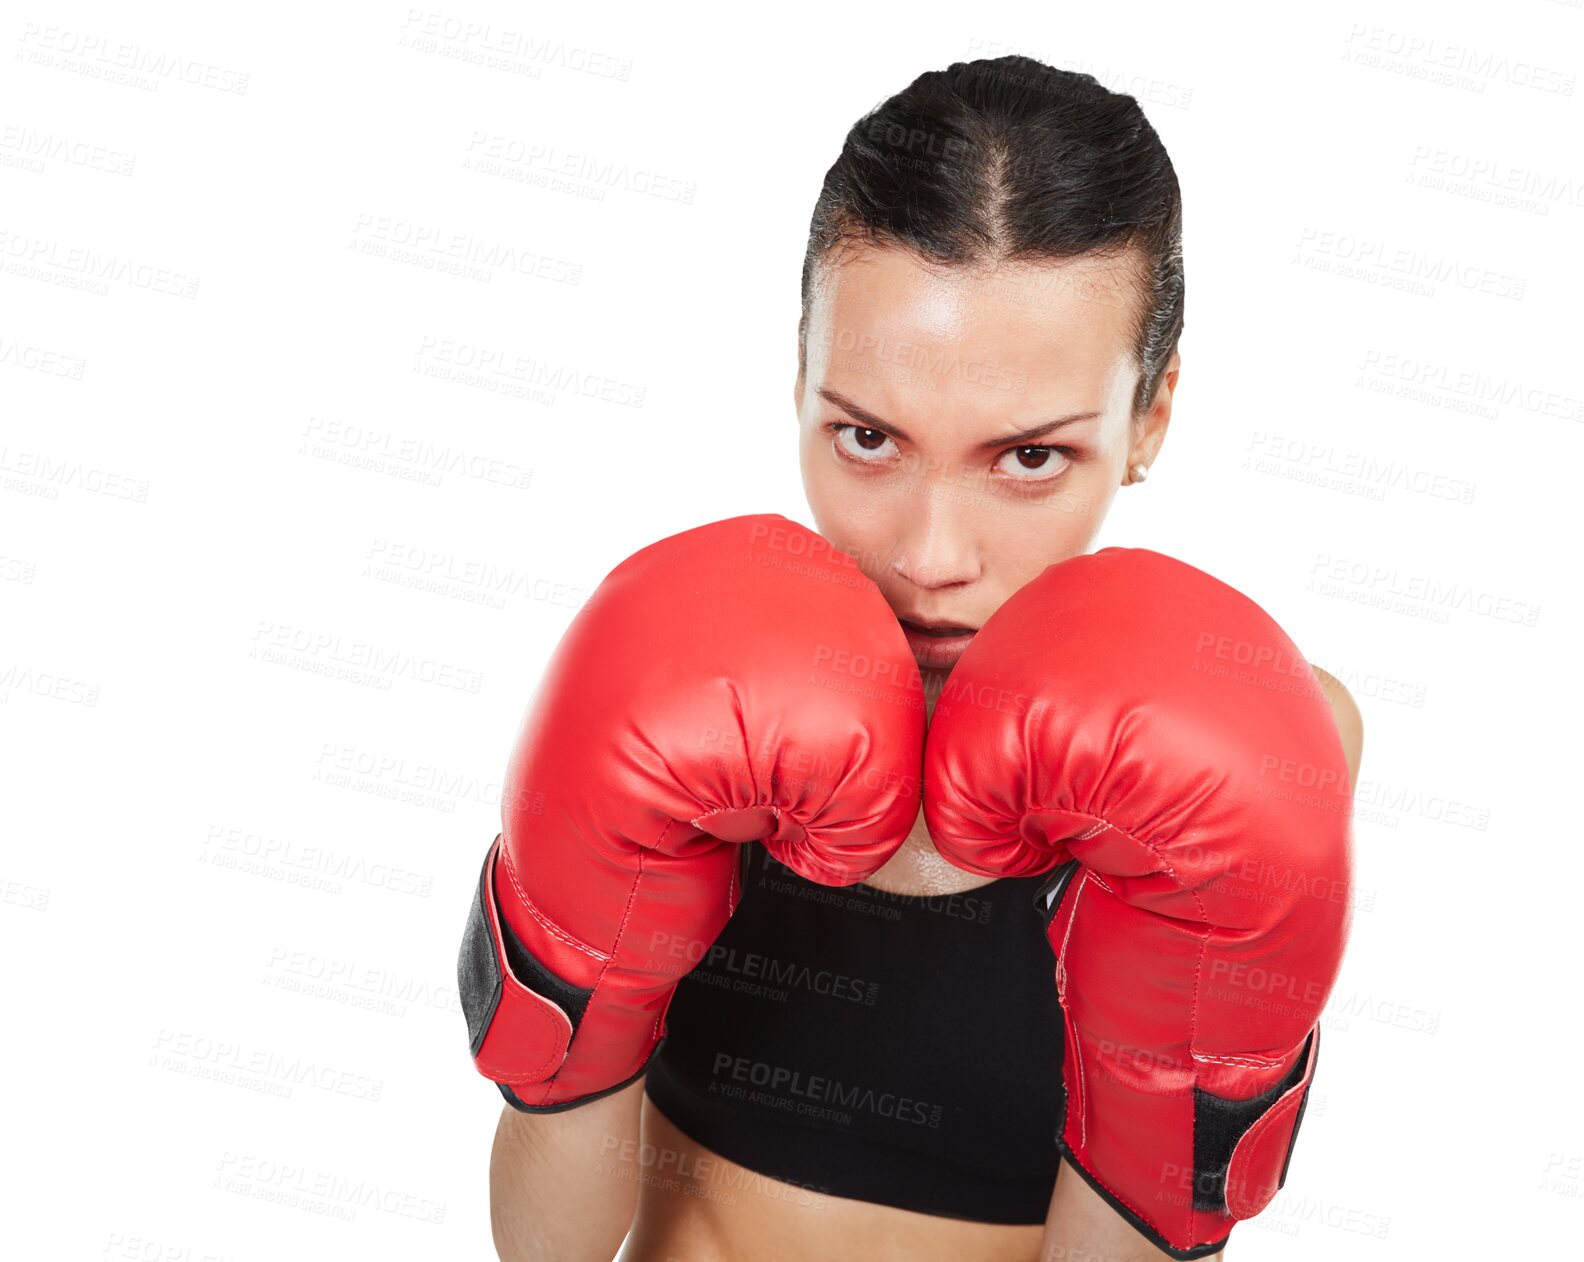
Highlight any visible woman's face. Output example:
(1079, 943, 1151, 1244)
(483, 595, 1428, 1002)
(797, 244, 1176, 679)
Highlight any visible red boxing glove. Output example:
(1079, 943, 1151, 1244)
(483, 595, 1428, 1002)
(924, 549, 1353, 1257)
(459, 514, 924, 1110)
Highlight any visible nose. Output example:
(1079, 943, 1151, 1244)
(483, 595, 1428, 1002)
(888, 494, 982, 591)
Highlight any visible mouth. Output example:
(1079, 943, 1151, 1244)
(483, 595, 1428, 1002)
(896, 617, 978, 669)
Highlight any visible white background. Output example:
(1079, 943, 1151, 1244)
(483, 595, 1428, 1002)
(3, 1, 1581, 1257)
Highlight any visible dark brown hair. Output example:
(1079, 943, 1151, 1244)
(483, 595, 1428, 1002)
(799, 55, 1184, 417)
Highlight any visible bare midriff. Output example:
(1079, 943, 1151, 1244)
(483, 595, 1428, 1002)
(616, 1094, 1047, 1262)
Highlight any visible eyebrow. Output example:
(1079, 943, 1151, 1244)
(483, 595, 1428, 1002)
(817, 388, 1100, 448)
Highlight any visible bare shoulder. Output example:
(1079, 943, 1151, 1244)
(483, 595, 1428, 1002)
(1309, 664, 1364, 786)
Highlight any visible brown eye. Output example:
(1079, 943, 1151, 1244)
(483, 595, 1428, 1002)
(833, 424, 898, 463)
(995, 445, 1071, 481)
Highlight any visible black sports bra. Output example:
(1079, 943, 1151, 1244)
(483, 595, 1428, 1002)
(645, 841, 1066, 1224)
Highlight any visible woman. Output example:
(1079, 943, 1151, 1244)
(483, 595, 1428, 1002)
(482, 54, 1364, 1262)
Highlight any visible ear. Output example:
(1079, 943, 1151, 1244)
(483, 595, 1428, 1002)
(1129, 348, 1180, 470)
(793, 323, 805, 413)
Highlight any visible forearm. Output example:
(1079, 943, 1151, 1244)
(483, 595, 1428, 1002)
(489, 1079, 643, 1262)
(1040, 1155, 1177, 1262)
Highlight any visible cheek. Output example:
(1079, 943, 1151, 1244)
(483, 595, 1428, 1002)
(800, 468, 909, 584)
(797, 428, 820, 489)
(799, 435, 857, 534)
(984, 467, 1117, 565)
(1048, 463, 1121, 551)
(799, 431, 844, 517)
(798, 429, 850, 520)
(1061, 457, 1122, 523)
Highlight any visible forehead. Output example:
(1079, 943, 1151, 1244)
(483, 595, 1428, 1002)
(806, 244, 1140, 401)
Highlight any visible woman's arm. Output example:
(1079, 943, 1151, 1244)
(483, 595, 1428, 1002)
(489, 1079, 644, 1262)
(1310, 665, 1364, 786)
(1041, 1157, 1169, 1261)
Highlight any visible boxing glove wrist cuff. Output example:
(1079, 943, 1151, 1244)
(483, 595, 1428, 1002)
(459, 836, 611, 1111)
(1195, 1027, 1317, 1218)
(497, 1038, 666, 1114)
(1054, 1026, 1321, 1258)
